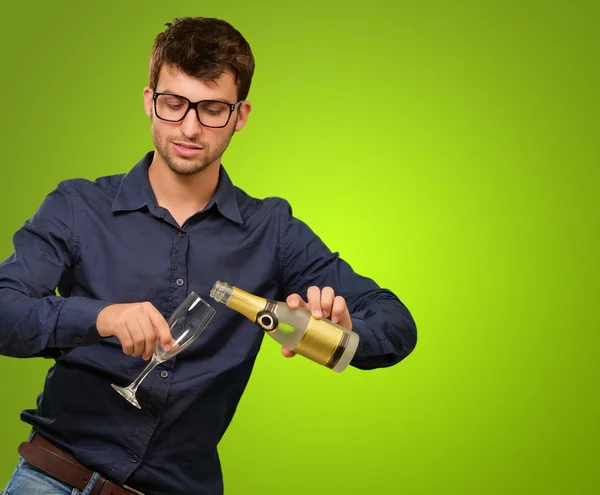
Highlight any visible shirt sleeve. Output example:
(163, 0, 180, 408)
(277, 200, 417, 370)
(0, 182, 109, 358)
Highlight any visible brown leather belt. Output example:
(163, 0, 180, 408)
(18, 433, 144, 495)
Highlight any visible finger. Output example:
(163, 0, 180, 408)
(147, 304, 174, 352)
(138, 314, 158, 360)
(118, 324, 134, 355)
(331, 295, 352, 330)
(306, 286, 322, 318)
(281, 347, 296, 358)
(330, 295, 346, 323)
(320, 286, 335, 318)
(125, 319, 145, 357)
(286, 293, 308, 310)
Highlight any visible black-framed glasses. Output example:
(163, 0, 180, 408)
(153, 92, 242, 128)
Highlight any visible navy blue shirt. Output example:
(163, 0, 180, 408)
(0, 152, 416, 494)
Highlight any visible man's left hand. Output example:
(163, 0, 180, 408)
(282, 286, 352, 358)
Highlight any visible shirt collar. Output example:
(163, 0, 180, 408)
(206, 166, 244, 224)
(111, 151, 244, 225)
(111, 152, 154, 213)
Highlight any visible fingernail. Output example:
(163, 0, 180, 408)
(313, 309, 322, 317)
(164, 344, 171, 352)
(332, 316, 339, 323)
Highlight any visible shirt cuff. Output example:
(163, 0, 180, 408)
(55, 296, 111, 348)
(350, 317, 378, 359)
(349, 316, 396, 368)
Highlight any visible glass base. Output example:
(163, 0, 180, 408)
(111, 383, 141, 409)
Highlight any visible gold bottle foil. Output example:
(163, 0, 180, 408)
(227, 290, 266, 321)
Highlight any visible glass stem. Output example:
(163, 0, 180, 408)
(128, 355, 161, 390)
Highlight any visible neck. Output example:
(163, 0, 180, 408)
(148, 155, 220, 226)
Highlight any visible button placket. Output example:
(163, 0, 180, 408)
(173, 227, 189, 291)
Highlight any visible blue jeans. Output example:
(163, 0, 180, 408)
(1, 456, 100, 495)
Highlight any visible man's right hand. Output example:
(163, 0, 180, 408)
(96, 302, 174, 360)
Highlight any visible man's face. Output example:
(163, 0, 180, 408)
(143, 65, 251, 176)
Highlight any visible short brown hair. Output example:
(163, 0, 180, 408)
(149, 17, 255, 101)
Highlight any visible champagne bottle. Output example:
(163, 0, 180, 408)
(210, 281, 359, 372)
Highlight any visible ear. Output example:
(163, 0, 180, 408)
(143, 87, 153, 119)
(234, 100, 252, 132)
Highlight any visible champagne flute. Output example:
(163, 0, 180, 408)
(111, 291, 216, 409)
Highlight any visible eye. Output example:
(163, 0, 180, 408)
(199, 102, 228, 115)
(157, 95, 187, 108)
(206, 107, 224, 115)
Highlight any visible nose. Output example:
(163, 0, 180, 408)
(179, 107, 203, 138)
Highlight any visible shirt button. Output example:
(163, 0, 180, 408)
(178, 231, 186, 237)
(160, 370, 169, 378)
(131, 455, 138, 463)
(362, 342, 370, 353)
(176, 278, 184, 286)
(74, 335, 82, 344)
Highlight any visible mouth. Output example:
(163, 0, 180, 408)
(171, 141, 204, 157)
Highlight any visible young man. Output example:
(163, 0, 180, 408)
(0, 17, 417, 495)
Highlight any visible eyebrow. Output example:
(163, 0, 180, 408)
(157, 90, 234, 104)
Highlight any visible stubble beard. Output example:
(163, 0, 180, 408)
(153, 118, 237, 177)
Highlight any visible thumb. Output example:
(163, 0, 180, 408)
(281, 347, 296, 358)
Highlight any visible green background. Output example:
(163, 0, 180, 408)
(1, 1, 598, 494)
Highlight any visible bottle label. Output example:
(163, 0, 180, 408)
(292, 318, 346, 368)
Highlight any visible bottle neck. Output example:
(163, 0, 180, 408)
(227, 286, 269, 322)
